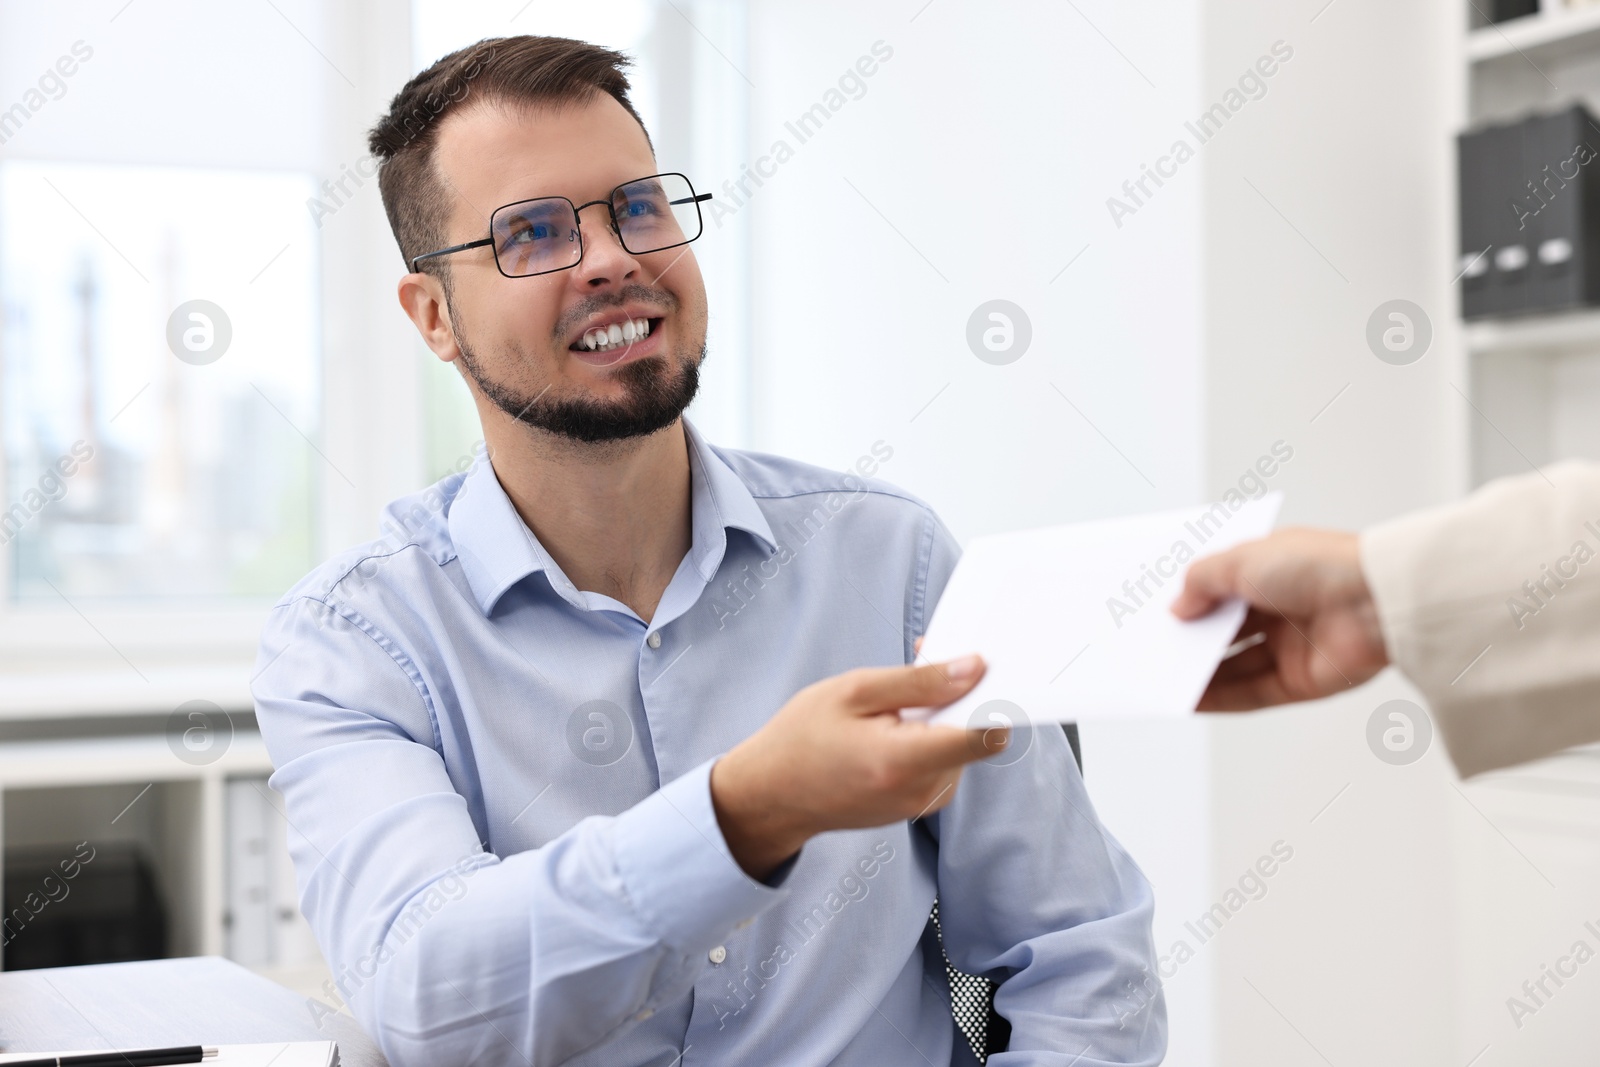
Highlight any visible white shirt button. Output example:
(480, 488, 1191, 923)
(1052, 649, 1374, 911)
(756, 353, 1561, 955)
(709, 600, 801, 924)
(647, 631, 662, 649)
(708, 945, 727, 965)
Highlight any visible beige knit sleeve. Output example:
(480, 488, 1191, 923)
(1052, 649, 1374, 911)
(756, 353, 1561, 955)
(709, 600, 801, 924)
(1359, 460, 1600, 776)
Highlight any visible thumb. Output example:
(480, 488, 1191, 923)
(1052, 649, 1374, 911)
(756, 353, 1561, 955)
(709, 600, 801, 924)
(1170, 548, 1245, 620)
(837, 655, 986, 715)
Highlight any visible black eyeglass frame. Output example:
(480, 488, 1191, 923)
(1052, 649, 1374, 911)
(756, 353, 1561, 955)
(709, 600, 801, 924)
(408, 171, 714, 278)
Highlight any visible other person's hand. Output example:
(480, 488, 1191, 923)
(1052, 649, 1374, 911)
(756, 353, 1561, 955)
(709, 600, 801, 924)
(1170, 528, 1389, 711)
(711, 655, 996, 879)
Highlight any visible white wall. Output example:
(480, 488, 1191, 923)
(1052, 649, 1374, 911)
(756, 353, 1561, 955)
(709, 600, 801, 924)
(742, 0, 1215, 1059)
(743, 2, 1474, 1064)
(1199, 0, 1463, 1064)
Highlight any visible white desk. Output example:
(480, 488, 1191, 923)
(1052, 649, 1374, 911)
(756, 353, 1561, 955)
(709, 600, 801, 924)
(0, 957, 386, 1067)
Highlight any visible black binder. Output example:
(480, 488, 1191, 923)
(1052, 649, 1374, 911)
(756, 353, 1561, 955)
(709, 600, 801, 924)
(1497, 117, 1534, 317)
(1459, 120, 1522, 318)
(1459, 104, 1600, 319)
(1488, 0, 1538, 23)
(1525, 105, 1600, 313)
(1458, 124, 1497, 318)
(2, 843, 168, 969)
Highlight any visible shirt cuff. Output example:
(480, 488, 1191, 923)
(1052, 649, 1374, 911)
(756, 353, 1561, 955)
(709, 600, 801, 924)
(612, 757, 790, 956)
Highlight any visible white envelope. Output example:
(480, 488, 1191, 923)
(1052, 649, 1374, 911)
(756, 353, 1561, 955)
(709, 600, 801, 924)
(909, 493, 1282, 728)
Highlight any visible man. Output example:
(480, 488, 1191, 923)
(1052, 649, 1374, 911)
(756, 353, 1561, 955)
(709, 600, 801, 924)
(252, 36, 1164, 1067)
(1173, 461, 1600, 777)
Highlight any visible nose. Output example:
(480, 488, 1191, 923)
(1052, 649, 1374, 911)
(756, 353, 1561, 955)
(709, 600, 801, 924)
(572, 201, 640, 290)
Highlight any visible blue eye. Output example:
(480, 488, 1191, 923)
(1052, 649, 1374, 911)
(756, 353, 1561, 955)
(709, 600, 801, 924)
(511, 223, 558, 244)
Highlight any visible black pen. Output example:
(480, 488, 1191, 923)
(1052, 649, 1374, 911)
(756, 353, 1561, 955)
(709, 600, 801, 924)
(2, 1045, 217, 1067)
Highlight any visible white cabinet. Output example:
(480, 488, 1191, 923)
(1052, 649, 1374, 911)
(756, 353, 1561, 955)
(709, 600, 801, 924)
(0, 727, 322, 983)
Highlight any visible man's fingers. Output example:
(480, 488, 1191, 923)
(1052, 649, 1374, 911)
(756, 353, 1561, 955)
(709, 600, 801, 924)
(895, 719, 989, 765)
(836, 656, 985, 714)
(888, 721, 1006, 783)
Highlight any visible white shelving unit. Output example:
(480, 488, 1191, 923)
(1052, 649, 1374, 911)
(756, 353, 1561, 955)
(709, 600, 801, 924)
(0, 723, 322, 984)
(1468, 3, 1600, 63)
(1464, 303, 1600, 350)
(1462, 1, 1600, 487)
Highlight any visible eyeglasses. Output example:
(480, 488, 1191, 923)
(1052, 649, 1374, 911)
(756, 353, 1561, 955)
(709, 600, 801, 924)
(409, 172, 713, 278)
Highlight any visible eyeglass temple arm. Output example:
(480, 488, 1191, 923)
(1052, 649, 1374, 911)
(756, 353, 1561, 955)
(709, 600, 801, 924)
(671, 193, 714, 206)
(410, 236, 494, 273)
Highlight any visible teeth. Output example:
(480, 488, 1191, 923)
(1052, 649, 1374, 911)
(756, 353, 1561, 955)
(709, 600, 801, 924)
(579, 318, 653, 353)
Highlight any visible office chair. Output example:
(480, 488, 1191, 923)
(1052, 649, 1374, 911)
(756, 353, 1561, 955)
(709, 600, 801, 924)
(930, 721, 1081, 1064)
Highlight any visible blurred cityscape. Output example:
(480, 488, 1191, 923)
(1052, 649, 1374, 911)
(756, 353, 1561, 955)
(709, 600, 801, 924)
(0, 162, 320, 601)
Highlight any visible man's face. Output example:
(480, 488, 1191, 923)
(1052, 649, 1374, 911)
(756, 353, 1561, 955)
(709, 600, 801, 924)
(427, 94, 709, 444)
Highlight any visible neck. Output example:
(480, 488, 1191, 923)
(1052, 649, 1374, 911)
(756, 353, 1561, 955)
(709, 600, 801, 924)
(484, 416, 693, 624)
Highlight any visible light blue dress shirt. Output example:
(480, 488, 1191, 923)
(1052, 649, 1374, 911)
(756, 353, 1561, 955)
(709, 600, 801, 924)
(252, 420, 1167, 1067)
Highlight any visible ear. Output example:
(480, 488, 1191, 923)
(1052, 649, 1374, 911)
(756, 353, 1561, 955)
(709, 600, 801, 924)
(398, 271, 462, 364)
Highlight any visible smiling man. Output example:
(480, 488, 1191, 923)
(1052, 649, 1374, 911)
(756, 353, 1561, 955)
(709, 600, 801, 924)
(252, 35, 1164, 1067)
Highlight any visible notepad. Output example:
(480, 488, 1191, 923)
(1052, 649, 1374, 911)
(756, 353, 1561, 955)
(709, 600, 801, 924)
(906, 493, 1282, 727)
(0, 1044, 337, 1067)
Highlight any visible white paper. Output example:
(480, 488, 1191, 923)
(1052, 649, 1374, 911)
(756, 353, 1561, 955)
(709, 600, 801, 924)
(908, 493, 1282, 728)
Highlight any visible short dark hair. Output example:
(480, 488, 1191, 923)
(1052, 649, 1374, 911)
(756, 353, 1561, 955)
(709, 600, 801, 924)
(367, 35, 651, 279)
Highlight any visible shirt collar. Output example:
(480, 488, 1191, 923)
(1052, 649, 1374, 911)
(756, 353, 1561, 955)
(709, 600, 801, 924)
(449, 419, 776, 617)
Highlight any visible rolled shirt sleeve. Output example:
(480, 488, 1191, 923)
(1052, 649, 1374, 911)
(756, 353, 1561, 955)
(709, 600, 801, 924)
(253, 594, 789, 1067)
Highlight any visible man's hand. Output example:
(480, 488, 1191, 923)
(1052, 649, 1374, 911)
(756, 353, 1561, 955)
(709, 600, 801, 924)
(710, 655, 996, 879)
(1170, 528, 1389, 711)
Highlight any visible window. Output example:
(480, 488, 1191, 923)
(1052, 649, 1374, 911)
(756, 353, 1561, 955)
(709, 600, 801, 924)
(0, 161, 321, 600)
(0, 0, 352, 671)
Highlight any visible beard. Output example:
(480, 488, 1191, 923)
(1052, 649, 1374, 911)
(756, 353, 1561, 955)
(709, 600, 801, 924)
(451, 300, 704, 445)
